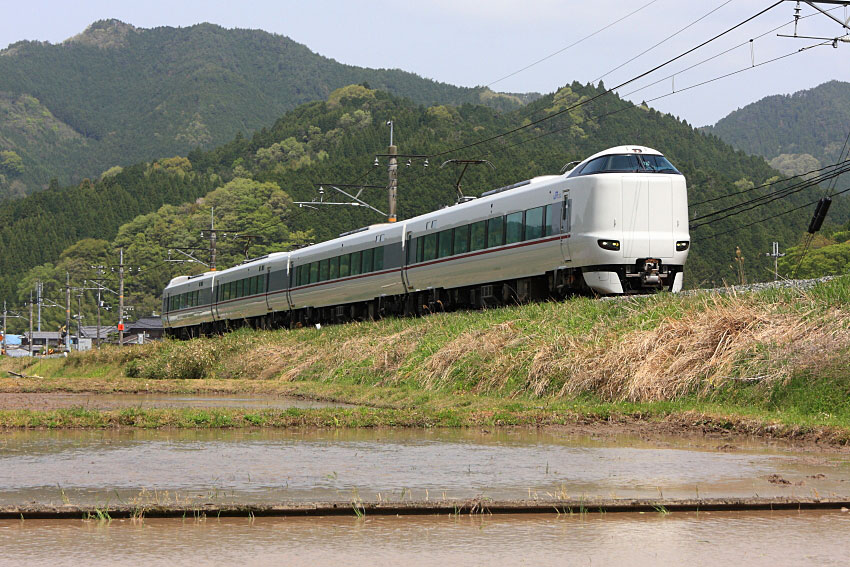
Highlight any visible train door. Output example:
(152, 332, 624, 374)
(401, 225, 413, 291)
(560, 191, 571, 262)
(264, 265, 272, 313)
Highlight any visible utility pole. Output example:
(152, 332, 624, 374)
(766, 241, 786, 281)
(28, 291, 33, 356)
(96, 285, 101, 350)
(36, 281, 42, 332)
(118, 248, 125, 346)
(209, 208, 217, 271)
(65, 272, 71, 352)
(76, 292, 83, 351)
(373, 122, 428, 224)
(387, 121, 398, 223)
(2, 301, 6, 356)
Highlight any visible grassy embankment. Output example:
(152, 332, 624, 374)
(2, 277, 849, 438)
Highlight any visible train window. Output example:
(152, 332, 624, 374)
(351, 252, 362, 276)
(454, 224, 469, 255)
(319, 259, 329, 282)
(374, 246, 384, 271)
(638, 154, 681, 174)
(563, 196, 572, 233)
(544, 204, 555, 236)
(258, 275, 266, 293)
(438, 229, 453, 258)
(487, 216, 504, 248)
(423, 233, 437, 261)
(233, 279, 241, 298)
(329, 256, 339, 280)
(340, 254, 350, 277)
(362, 248, 374, 273)
(525, 207, 544, 240)
(506, 212, 524, 244)
(309, 262, 319, 284)
(417, 237, 425, 263)
(470, 221, 486, 251)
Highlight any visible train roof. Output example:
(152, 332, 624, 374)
(583, 145, 664, 162)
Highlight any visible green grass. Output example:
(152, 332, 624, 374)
(1, 277, 849, 436)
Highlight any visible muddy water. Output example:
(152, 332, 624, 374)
(0, 429, 847, 507)
(0, 392, 348, 411)
(1, 511, 849, 566)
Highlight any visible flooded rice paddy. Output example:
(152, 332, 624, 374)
(1, 428, 847, 507)
(1, 511, 849, 566)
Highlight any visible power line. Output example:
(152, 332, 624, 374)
(592, 0, 735, 84)
(619, 3, 845, 101)
(690, 161, 850, 228)
(472, 40, 826, 164)
(692, 158, 850, 206)
(427, 1, 785, 160)
(485, 0, 660, 89)
(693, 184, 850, 242)
(691, 160, 850, 222)
(639, 39, 829, 108)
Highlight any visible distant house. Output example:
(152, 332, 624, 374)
(21, 331, 64, 353)
(125, 316, 164, 340)
(80, 325, 117, 343)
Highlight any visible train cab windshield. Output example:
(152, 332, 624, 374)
(568, 153, 681, 177)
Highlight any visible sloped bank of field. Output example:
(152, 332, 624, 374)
(2, 277, 850, 438)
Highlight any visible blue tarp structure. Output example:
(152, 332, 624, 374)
(4, 334, 21, 345)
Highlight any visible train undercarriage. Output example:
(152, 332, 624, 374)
(166, 265, 683, 339)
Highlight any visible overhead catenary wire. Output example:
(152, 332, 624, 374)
(485, 0, 660, 89)
(591, 0, 735, 84)
(475, 39, 831, 164)
(619, 3, 845, 101)
(427, 1, 785, 160)
(478, 5, 843, 162)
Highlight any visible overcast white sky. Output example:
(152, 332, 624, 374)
(1, 0, 848, 125)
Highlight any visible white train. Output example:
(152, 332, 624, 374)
(163, 146, 690, 337)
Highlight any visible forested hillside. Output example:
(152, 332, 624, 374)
(0, 19, 535, 199)
(3, 83, 846, 331)
(704, 81, 850, 175)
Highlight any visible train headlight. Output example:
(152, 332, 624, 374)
(676, 241, 690, 252)
(597, 239, 620, 251)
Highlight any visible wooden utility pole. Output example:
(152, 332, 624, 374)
(118, 248, 125, 346)
(2, 301, 6, 355)
(387, 121, 398, 223)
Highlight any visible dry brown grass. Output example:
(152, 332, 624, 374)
(532, 295, 850, 402)
(419, 322, 523, 390)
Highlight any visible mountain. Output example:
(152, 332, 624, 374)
(0, 19, 537, 199)
(703, 81, 850, 176)
(3, 82, 845, 323)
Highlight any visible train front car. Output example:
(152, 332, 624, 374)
(565, 145, 689, 294)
